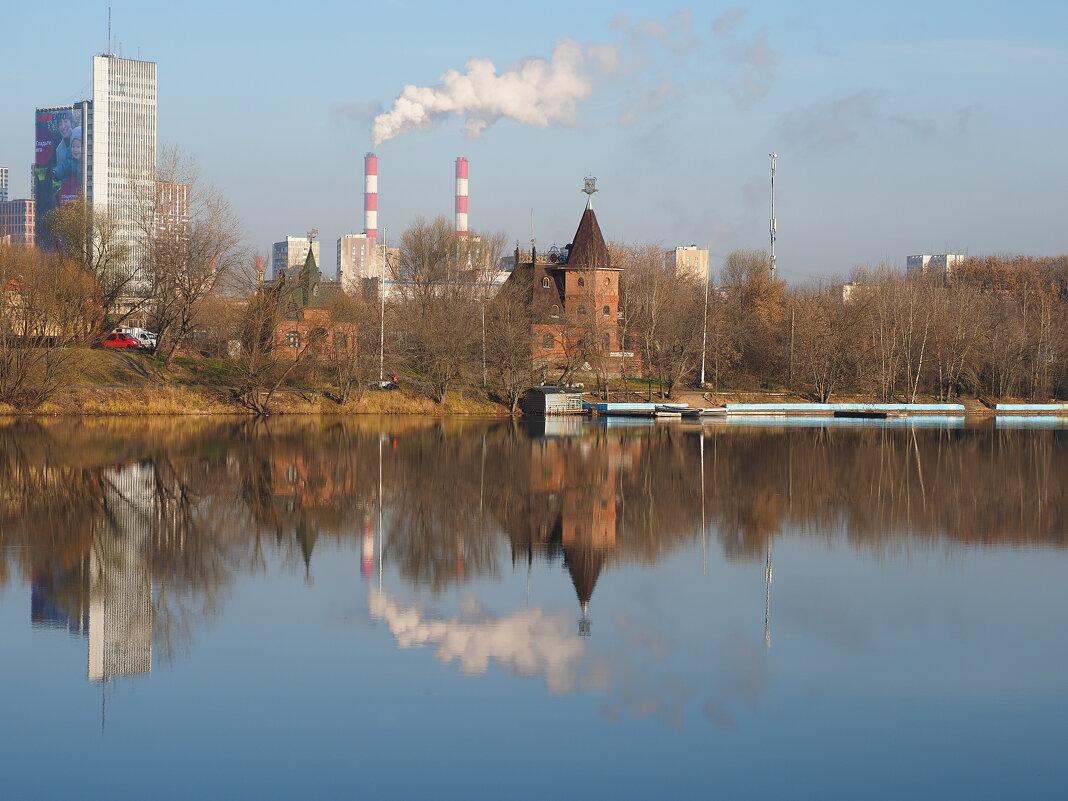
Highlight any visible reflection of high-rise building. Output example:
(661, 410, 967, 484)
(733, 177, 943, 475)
(88, 463, 155, 682)
(89, 55, 158, 284)
(31, 565, 89, 634)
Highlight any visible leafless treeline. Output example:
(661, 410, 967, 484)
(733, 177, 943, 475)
(614, 247, 1068, 401)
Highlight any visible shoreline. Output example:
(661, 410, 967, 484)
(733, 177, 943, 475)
(1, 383, 1065, 417)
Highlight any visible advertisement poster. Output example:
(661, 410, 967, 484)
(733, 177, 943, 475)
(33, 106, 85, 241)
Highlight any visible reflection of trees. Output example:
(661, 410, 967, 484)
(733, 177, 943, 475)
(4, 418, 1068, 661)
(384, 424, 502, 591)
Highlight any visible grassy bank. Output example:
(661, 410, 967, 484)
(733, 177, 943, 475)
(0, 348, 1037, 417)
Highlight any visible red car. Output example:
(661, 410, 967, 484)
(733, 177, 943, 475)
(102, 332, 143, 349)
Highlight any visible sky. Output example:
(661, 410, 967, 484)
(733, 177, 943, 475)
(2, 0, 1066, 281)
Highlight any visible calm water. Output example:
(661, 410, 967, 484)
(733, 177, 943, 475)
(2, 416, 1067, 799)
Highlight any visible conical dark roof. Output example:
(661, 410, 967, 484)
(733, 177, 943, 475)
(566, 207, 610, 270)
(563, 543, 605, 607)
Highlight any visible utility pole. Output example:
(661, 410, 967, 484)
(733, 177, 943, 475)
(378, 233, 386, 383)
(699, 251, 710, 387)
(769, 153, 778, 278)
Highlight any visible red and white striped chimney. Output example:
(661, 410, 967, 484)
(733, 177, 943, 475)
(364, 152, 378, 239)
(455, 156, 469, 237)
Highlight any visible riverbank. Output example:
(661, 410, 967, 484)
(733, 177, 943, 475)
(0, 349, 1059, 417)
(0, 382, 1046, 417)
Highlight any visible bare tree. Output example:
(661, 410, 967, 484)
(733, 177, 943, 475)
(227, 270, 307, 414)
(391, 216, 504, 402)
(42, 198, 132, 329)
(789, 284, 865, 402)
(0, 244, 99, 408)
(138, 149, 245, 365)
(312, 292, 380, 405)
(484, 273, 536, 413)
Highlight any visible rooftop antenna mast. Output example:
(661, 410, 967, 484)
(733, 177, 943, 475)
(107, 7, 112, 54)
(769, 153, 778, 277)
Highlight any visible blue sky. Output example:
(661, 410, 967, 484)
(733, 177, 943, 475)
(3, 1, 1066, 280)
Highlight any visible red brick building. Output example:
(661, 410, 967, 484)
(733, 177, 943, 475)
(270, 248, 357, 358)
(506, 195, 634, 378)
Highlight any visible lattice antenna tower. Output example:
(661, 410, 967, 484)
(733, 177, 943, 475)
(769, 153, 778, 277)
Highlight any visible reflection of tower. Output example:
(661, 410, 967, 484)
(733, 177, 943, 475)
(564, 544, 604, 637)
(361, 512, 375, 578)
(89, 463, 154, 682)
(764, 540, 772, 649)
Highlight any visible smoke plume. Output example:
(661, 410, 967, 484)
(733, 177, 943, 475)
(370, 11, 729, 145)
(372, 39, 617, 146)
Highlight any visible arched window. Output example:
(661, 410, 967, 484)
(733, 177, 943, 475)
(602, 305, 610, 317)
(577, 276, 585, 286)
(550, 304, 560, 318)
(541, 277, 550, 288)
(578, 305, 587, 316)
(602, 333, 611, 350)
(284, 331, 301, 349)
(542, 332, 556, 349)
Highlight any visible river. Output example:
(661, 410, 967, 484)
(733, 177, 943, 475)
(2, 416, 1066, 799)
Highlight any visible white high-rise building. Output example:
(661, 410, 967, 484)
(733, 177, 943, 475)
(338, 233, 382, 293)
(906, 254, 965, 276)
(89, 54, 157, 284)
(0, 167, 8, 202)
(271, 236, 320, 280)
(665, 245, 709, 280)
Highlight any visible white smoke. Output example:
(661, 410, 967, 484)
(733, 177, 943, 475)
(369, 12, 727, 146)
(368, 589, 594, 694)
(372, 39, 617, 147)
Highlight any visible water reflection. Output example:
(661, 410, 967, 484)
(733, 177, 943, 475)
(3, 416, 1067, 687)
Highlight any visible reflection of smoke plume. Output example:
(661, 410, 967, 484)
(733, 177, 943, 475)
(372, 39, 615, 146)
(369, 589, 592, 694)
(370, 591, 767, 728)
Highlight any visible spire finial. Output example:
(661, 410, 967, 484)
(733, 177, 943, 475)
(582, 176, 597, 210)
